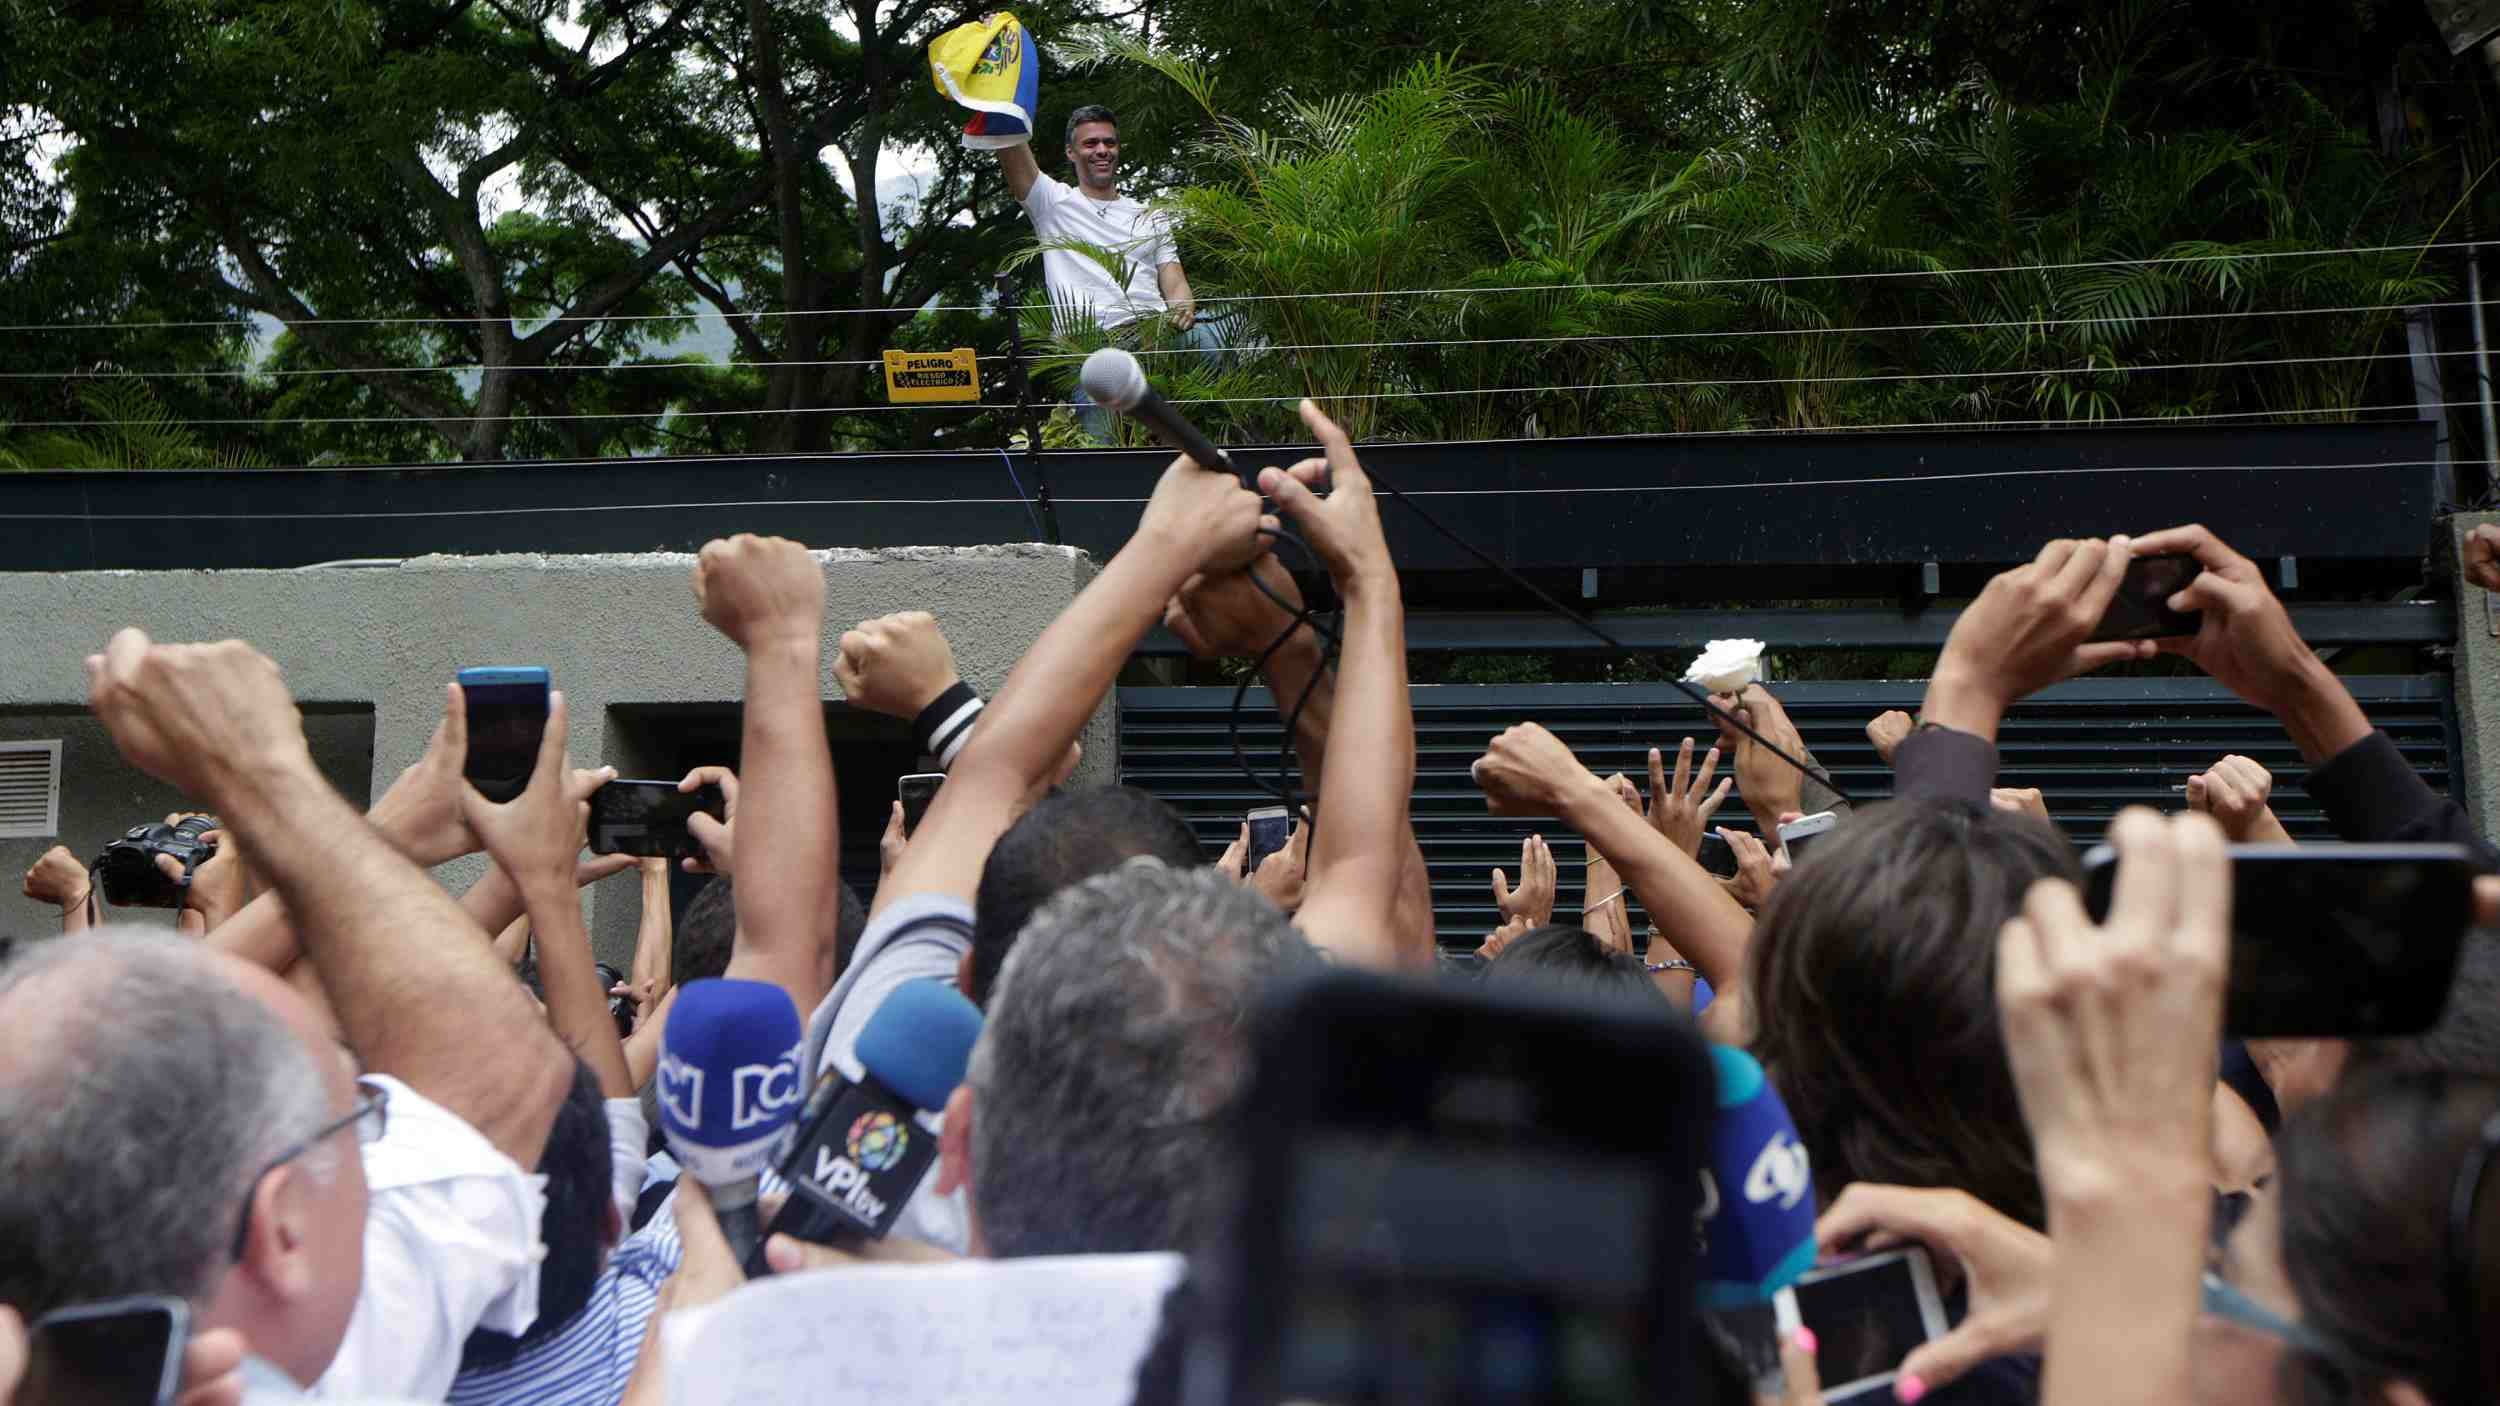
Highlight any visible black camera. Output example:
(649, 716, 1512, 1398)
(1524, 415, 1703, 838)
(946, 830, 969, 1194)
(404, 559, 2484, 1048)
(92, 816, 218, 909)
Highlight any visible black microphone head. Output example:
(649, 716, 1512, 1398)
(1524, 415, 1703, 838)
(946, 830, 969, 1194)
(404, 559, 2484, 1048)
(1079, 347, 1149, 413)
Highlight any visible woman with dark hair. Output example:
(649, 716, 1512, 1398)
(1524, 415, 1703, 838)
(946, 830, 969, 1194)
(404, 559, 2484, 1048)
(1745, 796, 2076, 1230)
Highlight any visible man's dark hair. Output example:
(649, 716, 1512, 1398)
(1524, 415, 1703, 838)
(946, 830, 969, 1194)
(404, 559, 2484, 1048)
(1747, 797, 2077, 1229)
(970, 786, 1202, 1007)
(459, 1058, 613, 1372)
(673, 875, 866, 990)
(2275, 1070, 2500, 1405)
(1065, 103, 1117, 149)
(1484, 923, 1667, 1010)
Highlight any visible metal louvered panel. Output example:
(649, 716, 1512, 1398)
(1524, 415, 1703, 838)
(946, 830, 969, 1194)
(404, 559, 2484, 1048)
(0, 740, 63, 839)
(1117, 677, 2457, 947)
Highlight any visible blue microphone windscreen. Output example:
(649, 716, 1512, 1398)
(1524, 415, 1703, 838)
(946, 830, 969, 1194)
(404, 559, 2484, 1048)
(855, 979, 984, 1112)
(658, 978, 805, 1183)
(1698, 1046, 1820, 1307)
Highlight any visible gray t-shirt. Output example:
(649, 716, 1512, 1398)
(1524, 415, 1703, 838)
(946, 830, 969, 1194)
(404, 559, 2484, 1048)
(800, 892, 976, 1253)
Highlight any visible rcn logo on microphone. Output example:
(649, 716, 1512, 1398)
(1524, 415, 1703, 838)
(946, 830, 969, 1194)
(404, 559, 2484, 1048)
(1743, 1131, 1812, 1211)
(732, 1041, 806, 1131)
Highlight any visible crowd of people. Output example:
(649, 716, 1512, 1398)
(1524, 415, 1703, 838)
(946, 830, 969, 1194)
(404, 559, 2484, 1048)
(3, 400, 2498, 1406)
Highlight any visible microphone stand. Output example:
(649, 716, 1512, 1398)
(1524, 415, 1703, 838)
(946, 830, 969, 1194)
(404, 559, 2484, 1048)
(995, 272, 1063, 546)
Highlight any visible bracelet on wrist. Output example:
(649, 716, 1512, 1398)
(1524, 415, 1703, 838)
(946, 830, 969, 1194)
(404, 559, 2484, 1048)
(1645, 958, 1697, 976)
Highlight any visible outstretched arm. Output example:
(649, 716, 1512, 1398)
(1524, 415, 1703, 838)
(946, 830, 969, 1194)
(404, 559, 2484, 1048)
(998, 143, 1041, 204)
(87, 639, 571, 1166)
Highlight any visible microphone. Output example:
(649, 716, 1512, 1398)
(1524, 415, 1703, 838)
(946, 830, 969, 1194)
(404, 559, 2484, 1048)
(656, 978, 807, 1276)
(1079, 347, 1235, 472)
(763, 979, 984, 1264)
(1695, 1045, 1818, 1391)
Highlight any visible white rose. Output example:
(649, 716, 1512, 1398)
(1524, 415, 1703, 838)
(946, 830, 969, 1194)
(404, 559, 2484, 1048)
(1684, 638, 1765, 694)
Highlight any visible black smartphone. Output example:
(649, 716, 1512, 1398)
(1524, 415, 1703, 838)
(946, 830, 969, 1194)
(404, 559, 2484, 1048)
(2082, 842, 2476, 1036)
(1696, 830, 1739, 880)
(456, 666, 550, 803)
(1210, 966, 1713, 1406)
(898, 772, 945, 838)
(587, 780, 725, 860)
(2088, 554, 2204, 642)
(25, 1295, 187, 1406)
(1245, 805, 1293, 871)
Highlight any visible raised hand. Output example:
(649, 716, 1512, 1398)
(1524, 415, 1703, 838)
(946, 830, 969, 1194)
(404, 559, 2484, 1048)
(369, 683, 486, 867)
(1471, 722, 1597, 817)
(1925, 538, 2156, 740)
(1137, 452, 1272, 576)
(1710, 684, 1807, 829)
(1719, 826, 1783, 910)
(1477, 914, 1530, 961)
(456, 692, 615, 897)
(1249, 816, 1311, 913)
(692, 533, 824, 651)
(2466, 522, 2500, 593)
(1164, 553, 1311, 658)
(1866, 709, 1915, 766)
(21, 844, 89, 909)
(84, 630, 310, 802)
(1990, 787, 2050, 823)
(834, 611, 963, 720)
(1492, 833, 1556, 927)
(676, 765, 740, 874)
(2184, 754, 2287, 843)
(1646, 738, 1731, 858)
(1255, 400, 1392, 587)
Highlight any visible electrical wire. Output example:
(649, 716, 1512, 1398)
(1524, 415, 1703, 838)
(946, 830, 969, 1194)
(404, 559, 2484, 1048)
(10, 300, 2475, 380)
(5, 238, 2484, 334)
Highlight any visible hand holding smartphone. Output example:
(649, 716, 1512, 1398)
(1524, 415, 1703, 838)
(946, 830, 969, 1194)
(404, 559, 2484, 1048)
(1776, 811, 1839, 865)
(1244, 806, 1293, 872)
(456, 666, 551, 803)
(1788, 1249, 1948, 1403)
(588, 781, 727, 860)
(2087, 554, 2203, 642)
(897, 772, 945, 837)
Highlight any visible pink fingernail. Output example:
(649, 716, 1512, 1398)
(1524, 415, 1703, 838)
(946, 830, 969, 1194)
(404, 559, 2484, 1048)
(1795, 1327, 1818, 1356)
(1897, 1374, 1927, 1404)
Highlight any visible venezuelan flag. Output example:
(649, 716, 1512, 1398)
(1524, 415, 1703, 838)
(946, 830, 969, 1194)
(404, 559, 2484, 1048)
(929, 13, 1040, 150)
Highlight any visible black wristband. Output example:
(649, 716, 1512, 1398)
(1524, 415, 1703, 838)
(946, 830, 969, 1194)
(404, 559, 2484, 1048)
(912, 682, 986, 769)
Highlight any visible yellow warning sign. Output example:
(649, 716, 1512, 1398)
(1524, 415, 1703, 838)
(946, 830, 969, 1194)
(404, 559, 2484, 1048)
(881, 347, 980, 404)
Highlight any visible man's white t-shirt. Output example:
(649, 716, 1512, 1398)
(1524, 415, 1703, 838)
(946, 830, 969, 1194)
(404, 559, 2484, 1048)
(313, 1076, 549, 1403)
(1021, 170, 1173, 332)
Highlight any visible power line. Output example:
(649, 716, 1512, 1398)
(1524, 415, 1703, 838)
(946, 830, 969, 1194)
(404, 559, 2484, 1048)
(0, 458, 2437, 522)
(0, 239, 2483, 334)
(11, 299, 2475, 381)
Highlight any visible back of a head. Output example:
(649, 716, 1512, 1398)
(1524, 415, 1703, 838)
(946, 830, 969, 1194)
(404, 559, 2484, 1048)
(0, 928, 334, 1317)
(2275, 1069, 2500, 1405)
(970, 786, 1203, 1008)
(1746, 798, 2076, 1228)
(459, 1059, 612, 1372)
(673, 877, 738, 988)
(1484, 923, 1669, 1011)
(967, 862, 1311, 1257)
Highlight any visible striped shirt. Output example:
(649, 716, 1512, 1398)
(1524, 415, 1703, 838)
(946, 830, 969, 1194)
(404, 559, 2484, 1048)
(441, 1194, 683, 1406)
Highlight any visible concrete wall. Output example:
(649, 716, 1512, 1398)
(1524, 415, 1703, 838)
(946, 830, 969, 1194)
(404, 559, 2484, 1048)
(0, 546, 1108, 959)
(2451, 513, 2500, 832)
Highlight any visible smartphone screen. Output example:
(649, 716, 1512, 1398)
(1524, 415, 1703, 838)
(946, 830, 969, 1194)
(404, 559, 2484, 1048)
(1777, 812, 1837, 865)
(2082, 843, 2475, 1036)
(2088, 554, 2204, 642)
(457, 666, 550, 804)
(1246, 806, 1293, 871)
(588, 781, 724, 859)
(1220, 968, 1712, 1406)
(1695, 831, 1739, 880)
(26, 1296, 186, 1406)
(1791, 1250, 1946, 1403)
(898, 773, 945, 838)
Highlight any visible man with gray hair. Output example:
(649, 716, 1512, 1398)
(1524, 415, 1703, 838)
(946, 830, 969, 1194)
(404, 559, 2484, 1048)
(933, 862, 1314, 1256)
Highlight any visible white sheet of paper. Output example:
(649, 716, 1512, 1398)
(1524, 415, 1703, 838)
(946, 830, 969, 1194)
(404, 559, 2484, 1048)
(662, 1252, 1187, 1406)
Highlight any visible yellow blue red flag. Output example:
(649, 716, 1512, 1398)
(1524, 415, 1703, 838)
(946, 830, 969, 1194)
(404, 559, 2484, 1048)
(929, 13, 1039, 150)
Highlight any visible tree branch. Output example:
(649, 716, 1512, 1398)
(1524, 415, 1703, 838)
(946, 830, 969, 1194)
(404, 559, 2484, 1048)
(515, 170, 774, 362)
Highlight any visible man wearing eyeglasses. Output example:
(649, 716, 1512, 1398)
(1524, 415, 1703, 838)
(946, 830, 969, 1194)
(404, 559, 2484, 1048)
(0, 632, 589, 1403)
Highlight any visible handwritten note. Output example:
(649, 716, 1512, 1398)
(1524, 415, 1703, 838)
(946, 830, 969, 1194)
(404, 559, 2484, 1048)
(663, 1253, 1187, 1406)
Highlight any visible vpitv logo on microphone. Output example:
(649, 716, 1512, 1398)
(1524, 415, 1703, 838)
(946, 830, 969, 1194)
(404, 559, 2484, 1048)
(803, 1110, 913, 1226)
(1742, 1131, 1812, 1211)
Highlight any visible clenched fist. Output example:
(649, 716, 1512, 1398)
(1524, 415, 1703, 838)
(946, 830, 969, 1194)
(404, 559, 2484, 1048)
(85, 630, 310, 802)
(692, 534, 824, 651)
(835, 611, 962, 720)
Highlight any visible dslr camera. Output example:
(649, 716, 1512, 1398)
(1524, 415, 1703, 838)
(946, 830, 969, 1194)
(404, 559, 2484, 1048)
(92, 816, 218, 909)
